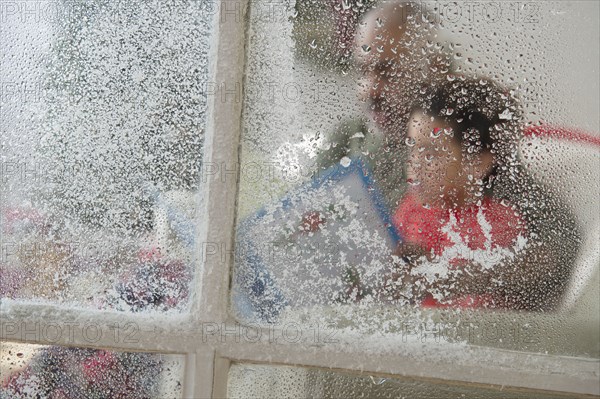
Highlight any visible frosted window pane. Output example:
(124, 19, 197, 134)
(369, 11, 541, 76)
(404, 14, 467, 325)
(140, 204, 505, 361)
(1, 1, 212, 312)
(232, 0, 599, 357)
(227, 363, 579, 399)
(0, 342, 183, 398)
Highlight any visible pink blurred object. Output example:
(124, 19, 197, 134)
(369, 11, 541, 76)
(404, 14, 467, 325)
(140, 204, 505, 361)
(2, 206, 47, 235)
(0, 264, 27, 299)
(328, 0, 364, 59)
(82, 351, 118, 383)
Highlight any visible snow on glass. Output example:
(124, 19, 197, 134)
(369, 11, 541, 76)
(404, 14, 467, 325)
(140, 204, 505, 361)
(1, 0, 212, 312)
(232, 0, 598, 357)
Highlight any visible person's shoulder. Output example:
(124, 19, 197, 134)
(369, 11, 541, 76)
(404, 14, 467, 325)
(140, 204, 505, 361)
(492, 166, 580, 243)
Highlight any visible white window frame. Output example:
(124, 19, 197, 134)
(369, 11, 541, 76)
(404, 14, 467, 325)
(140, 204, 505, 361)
(1, 0, 598, 397)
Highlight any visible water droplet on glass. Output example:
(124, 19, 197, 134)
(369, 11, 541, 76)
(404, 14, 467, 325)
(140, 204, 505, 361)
(499, 109, 513, 120)
(405, 137, 416, 146)
(370, 376, 387, 385)
(431, 128, 442, 138)
(340, 156, 352, 168)
(361, 44, 372, 53)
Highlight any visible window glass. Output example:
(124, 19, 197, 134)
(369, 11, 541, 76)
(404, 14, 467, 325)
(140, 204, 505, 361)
(0, 341, 184, 398)
(232, 0, 599, 357)
(1, 0, 213, 312)
(227, 363, 585, 399)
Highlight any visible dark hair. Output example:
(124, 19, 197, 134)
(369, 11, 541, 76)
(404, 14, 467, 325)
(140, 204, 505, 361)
(412, 77, 523, 158)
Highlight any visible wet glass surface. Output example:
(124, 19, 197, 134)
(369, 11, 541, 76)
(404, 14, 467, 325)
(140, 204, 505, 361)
(1, 341, 184, 398)
(1, 0, 213, 312)
(227, 363, 583, 399)
(232, 0, 599, 358)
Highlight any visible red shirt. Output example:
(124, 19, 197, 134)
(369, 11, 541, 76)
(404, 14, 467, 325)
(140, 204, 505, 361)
(392, 192, 525, 308)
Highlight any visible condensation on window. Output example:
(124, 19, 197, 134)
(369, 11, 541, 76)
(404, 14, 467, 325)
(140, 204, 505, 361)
(232, 0, 599, 357)
(226, 363, 582, 399)
(1, 1, 213, 312)
(0, 341, 183, 398)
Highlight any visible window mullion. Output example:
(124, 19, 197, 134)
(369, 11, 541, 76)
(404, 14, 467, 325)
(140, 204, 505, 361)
(189, 1, 249, 397)
(212, 356, 231, 398)
(182, 350, 216, 399)
(192, 0, 249, 326)
(214, 338, 600, 396)
(0, 300, 198, 353)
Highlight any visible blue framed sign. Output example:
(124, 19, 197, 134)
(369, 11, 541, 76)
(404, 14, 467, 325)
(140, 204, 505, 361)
(233, 158, 402, 322)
